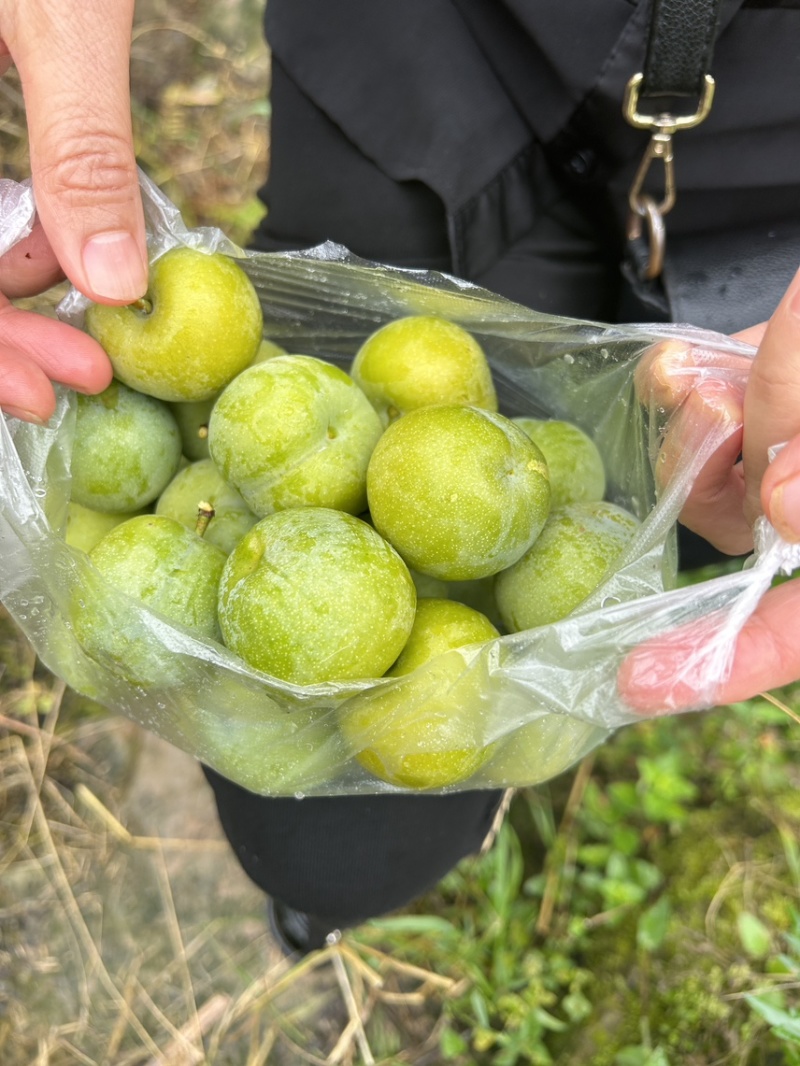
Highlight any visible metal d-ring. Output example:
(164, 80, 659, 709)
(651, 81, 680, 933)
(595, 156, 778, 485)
(627, 195, 666, 281)
(622, 73, 715, 280)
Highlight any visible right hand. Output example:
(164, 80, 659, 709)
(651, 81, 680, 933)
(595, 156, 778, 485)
(0, 0, 149, 423)
(621, 273, 800, 713)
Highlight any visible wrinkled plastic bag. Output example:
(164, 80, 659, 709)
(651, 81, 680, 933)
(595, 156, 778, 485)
(1, 172, 798, 797)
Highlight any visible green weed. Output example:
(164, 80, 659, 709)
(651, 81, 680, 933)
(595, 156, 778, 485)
(350, 676, 800, 1065)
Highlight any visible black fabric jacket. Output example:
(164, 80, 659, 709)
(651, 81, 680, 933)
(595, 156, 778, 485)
(263, 0, 800, 330)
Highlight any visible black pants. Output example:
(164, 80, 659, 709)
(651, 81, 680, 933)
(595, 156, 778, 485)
(204, 55, 724, 923)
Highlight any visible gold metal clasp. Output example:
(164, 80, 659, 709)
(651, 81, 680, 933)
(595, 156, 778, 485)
(622, 72, 715, 279)
(622, 72, 716, 132)
(628, 123, 676, 219)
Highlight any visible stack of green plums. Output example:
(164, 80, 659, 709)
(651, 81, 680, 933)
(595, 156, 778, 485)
(65, 246, 639, 791)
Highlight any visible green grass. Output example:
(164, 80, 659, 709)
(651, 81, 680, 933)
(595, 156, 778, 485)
(351, 680, 800, 1065)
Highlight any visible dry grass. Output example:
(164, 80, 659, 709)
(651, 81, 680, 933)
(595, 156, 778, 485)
(129, 0, 271, 245)
(0, 0, 270, 247)
(0, 607, 462, 1065)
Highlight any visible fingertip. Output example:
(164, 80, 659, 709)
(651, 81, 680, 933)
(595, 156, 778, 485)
(2, 401, 55, 426)
(766, 477, 800, 544)
(81, 230, 148, 304)
(634, 339, 696, 411)
(0, 350, 58, 425)
(72, 344, 114, 395)
(761, 437, 800, 541)
(51, 329, 114, 396)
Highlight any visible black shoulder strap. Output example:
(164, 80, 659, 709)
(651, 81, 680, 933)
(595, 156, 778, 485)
(624, 0, 727, 278)
(641, 0, 726, 102)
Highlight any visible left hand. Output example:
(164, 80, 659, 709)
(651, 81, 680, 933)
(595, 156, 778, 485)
(619, 268, 800, 712)
(0, 0, 147, 423)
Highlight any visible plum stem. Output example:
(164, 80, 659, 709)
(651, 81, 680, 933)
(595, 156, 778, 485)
(195, 502, 215, 538)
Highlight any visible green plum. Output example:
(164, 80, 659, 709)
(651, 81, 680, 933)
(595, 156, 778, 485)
(514, 417, 606, 508)
(351, 314, 497, 422)
(477, 713, 608, 787)
(75, 513, 227, 684)
(171, 398, 216, 461)
(208, 355, 383, 517)
(70, 380, 182, 513)
(357, 516, 449, 597)
(170, 339, 286, 461)
(409, 569, 450, 600)
(387, 597, 499, 676)
(156, 459, 257, 555)
(88, 514, 226, 639)
(367, 404, 551, 580)
(252, 338, 287, 363)
(340, 598, 500, 790)
(218, 508, 416, 685)
(494, 501, 640, 632)
(85, 246, 264, 402)
(196, 706, 349, 795)
(446, 576, 505, 631)
(65, 501, 146, 554)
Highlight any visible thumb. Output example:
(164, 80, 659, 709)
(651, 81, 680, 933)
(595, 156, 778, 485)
(3, 0, 148, 304)
(742, 266, 800, 525)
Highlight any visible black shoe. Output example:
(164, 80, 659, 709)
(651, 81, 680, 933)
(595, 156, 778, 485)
(267, 898, 345, 958)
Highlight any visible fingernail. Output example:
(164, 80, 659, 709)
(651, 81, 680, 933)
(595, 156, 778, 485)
(2, 405, 48, 425)
(82, 231, 148, 302)
(770, 476, 800, 541)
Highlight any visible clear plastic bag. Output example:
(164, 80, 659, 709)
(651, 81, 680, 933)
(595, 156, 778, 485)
(1, 173, 798, 796)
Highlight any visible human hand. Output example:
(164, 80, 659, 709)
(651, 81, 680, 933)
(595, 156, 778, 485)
(0, 217, 113, 422)
(740, 269, 800, 542)
(620, 269, 800, 711)
(0, 0, 148, 423)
